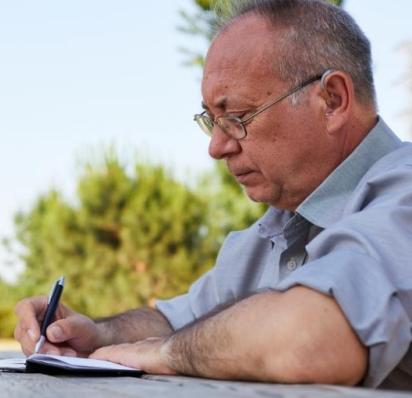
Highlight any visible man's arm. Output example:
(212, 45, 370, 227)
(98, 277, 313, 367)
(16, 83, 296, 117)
(91, 286, 368, 385)
(14, 296, 173, 356)
(95, 307, 173, 345)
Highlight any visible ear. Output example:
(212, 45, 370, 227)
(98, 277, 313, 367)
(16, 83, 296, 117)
(319, 70, 354, 134)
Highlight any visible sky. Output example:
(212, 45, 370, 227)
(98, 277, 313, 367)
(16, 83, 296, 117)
(1, 0, 412, 281)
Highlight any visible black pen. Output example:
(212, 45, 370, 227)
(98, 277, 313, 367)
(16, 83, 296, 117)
(34, 276, 65, 354)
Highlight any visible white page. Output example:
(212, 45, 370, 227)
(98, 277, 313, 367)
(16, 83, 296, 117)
(0, 357, 26, 370)
(28, 354, 139, 371)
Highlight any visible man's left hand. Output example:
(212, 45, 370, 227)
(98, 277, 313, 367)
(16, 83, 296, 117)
(89, 337, 177, 375)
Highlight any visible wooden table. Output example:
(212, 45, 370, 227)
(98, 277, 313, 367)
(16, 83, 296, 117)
(1, 351, 411, 398)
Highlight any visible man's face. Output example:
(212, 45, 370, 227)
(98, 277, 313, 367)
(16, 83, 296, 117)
(202, 15, 341, 210)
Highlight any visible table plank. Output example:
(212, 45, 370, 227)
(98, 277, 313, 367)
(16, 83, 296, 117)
(1, 351, 412, 398)
(0, 373, 136, 398)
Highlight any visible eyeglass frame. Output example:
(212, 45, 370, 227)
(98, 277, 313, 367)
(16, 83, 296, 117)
(194, 69, 334, 140)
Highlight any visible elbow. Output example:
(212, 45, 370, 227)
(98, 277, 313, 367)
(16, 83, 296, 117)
(258, 287, 368, 386)
(260, 334, 368, 386)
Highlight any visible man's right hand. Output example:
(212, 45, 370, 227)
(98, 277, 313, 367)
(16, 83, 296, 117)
(14, 296, 106, 357)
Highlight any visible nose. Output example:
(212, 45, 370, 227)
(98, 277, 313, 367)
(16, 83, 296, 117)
(208, 126, 241, 160)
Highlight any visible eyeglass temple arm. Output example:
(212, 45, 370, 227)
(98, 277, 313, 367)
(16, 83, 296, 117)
(242, 70, 333, 124)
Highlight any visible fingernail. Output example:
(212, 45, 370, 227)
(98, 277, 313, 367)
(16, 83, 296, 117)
(28, 329, 36, 341)
(49, 325, 63, 341)
(46, 349, 59, 356)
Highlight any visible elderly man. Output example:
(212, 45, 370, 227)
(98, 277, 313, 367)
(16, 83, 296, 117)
(14, 0, 412, 389)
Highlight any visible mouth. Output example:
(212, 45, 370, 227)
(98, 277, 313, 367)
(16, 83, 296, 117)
(233, 170, 255, 184)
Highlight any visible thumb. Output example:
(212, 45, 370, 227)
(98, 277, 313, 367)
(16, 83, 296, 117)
(46, 316, 81, 343)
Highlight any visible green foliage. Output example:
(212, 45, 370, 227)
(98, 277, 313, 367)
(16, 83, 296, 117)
(1, 154, 265, 337)
(0, 281, 18, 337)
(195, 0, 213, 11)
(12, 156, 210, 319)
(329, 0, 344, 5)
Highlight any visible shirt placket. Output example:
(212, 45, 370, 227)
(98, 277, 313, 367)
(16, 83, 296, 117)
(278, 216, 312, 281)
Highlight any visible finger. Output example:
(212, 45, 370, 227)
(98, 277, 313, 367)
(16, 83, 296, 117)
(36, 342, 76, 357)
(90, 344, 130, 363)
(18, 333, 36, 357)
(90, 342, 175, 374)
(13, 323, 24, 342)
(46, 314, 98, 355)
(15, 295, 48, 320)
(46, 321, 67, 344)
(14, 323, 38, 355)
(14, 296, 48, 338)
(16, 330, 63, 356)
(46, 316, 86, 344)
(37, 341, 63, 356)
(60, 348, 78, 357)
(14, 315, 71, 356)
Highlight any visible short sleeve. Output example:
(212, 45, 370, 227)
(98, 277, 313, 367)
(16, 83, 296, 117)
(156, 225, 275, 331)
(156, 268, 220, 330)
(277, 165, 412, 387)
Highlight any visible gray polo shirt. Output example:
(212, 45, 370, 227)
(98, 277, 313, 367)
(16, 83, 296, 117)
(156, 118, 412, 389)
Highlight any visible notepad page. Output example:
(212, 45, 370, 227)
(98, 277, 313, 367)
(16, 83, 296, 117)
(29, 354, 139, 371)
(0, 357, 26, 370)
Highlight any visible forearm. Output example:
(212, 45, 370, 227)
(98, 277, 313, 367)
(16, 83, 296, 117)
(165, 287, 367, 385)
(96, 307, 173, 346)
(165, 291, 285, 381)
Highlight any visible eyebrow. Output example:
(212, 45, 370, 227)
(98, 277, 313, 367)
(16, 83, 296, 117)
(201, 97, 228, 111)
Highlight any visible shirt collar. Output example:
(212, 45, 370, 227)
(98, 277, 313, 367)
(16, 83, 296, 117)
(258, 207, 294, 238)
(296, 117, 402, 228)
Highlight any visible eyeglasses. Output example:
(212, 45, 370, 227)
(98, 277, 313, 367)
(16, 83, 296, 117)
(194, 69, 332, 140)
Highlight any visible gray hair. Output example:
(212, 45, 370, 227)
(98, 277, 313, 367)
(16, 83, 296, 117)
(216, 0, 376, 107)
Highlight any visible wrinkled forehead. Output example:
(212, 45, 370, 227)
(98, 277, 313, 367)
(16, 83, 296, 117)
(202, 14, 284, 104)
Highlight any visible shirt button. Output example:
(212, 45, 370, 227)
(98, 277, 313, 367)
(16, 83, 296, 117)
(287, 258, 297, 271)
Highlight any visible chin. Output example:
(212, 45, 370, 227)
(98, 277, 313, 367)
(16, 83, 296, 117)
(244, 184, 295, 209)
(244, 186, 279, 206)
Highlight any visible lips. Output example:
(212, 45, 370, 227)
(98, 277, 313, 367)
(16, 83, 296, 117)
(233, 170, 255, 184)
(228, 164, 251, 176)
(234, 170, 252, 177)
(228, 164, 252, 177)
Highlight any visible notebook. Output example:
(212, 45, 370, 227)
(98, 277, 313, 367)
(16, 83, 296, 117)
(0, 354, 143, 376)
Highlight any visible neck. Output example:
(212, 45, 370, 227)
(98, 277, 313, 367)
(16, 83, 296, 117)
(339, 107, 378, 162)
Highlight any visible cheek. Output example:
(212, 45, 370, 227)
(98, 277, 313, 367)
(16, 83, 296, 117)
(244, 109, 319, 177)
(248, 146, 287, 183)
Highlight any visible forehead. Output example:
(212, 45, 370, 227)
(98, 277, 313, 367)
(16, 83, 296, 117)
(202, 14, 283, 106)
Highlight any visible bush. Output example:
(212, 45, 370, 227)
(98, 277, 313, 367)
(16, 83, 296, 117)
(2, 154, 265, 337)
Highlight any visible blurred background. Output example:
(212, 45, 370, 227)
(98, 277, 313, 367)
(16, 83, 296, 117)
(0, 0, 411, 340)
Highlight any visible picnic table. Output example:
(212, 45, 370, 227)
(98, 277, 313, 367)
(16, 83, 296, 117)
(1, 351, 411, 398)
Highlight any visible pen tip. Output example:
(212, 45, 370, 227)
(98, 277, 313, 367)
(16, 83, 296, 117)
(58, 276, 65, 286)
(34, 336, 46, 354)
